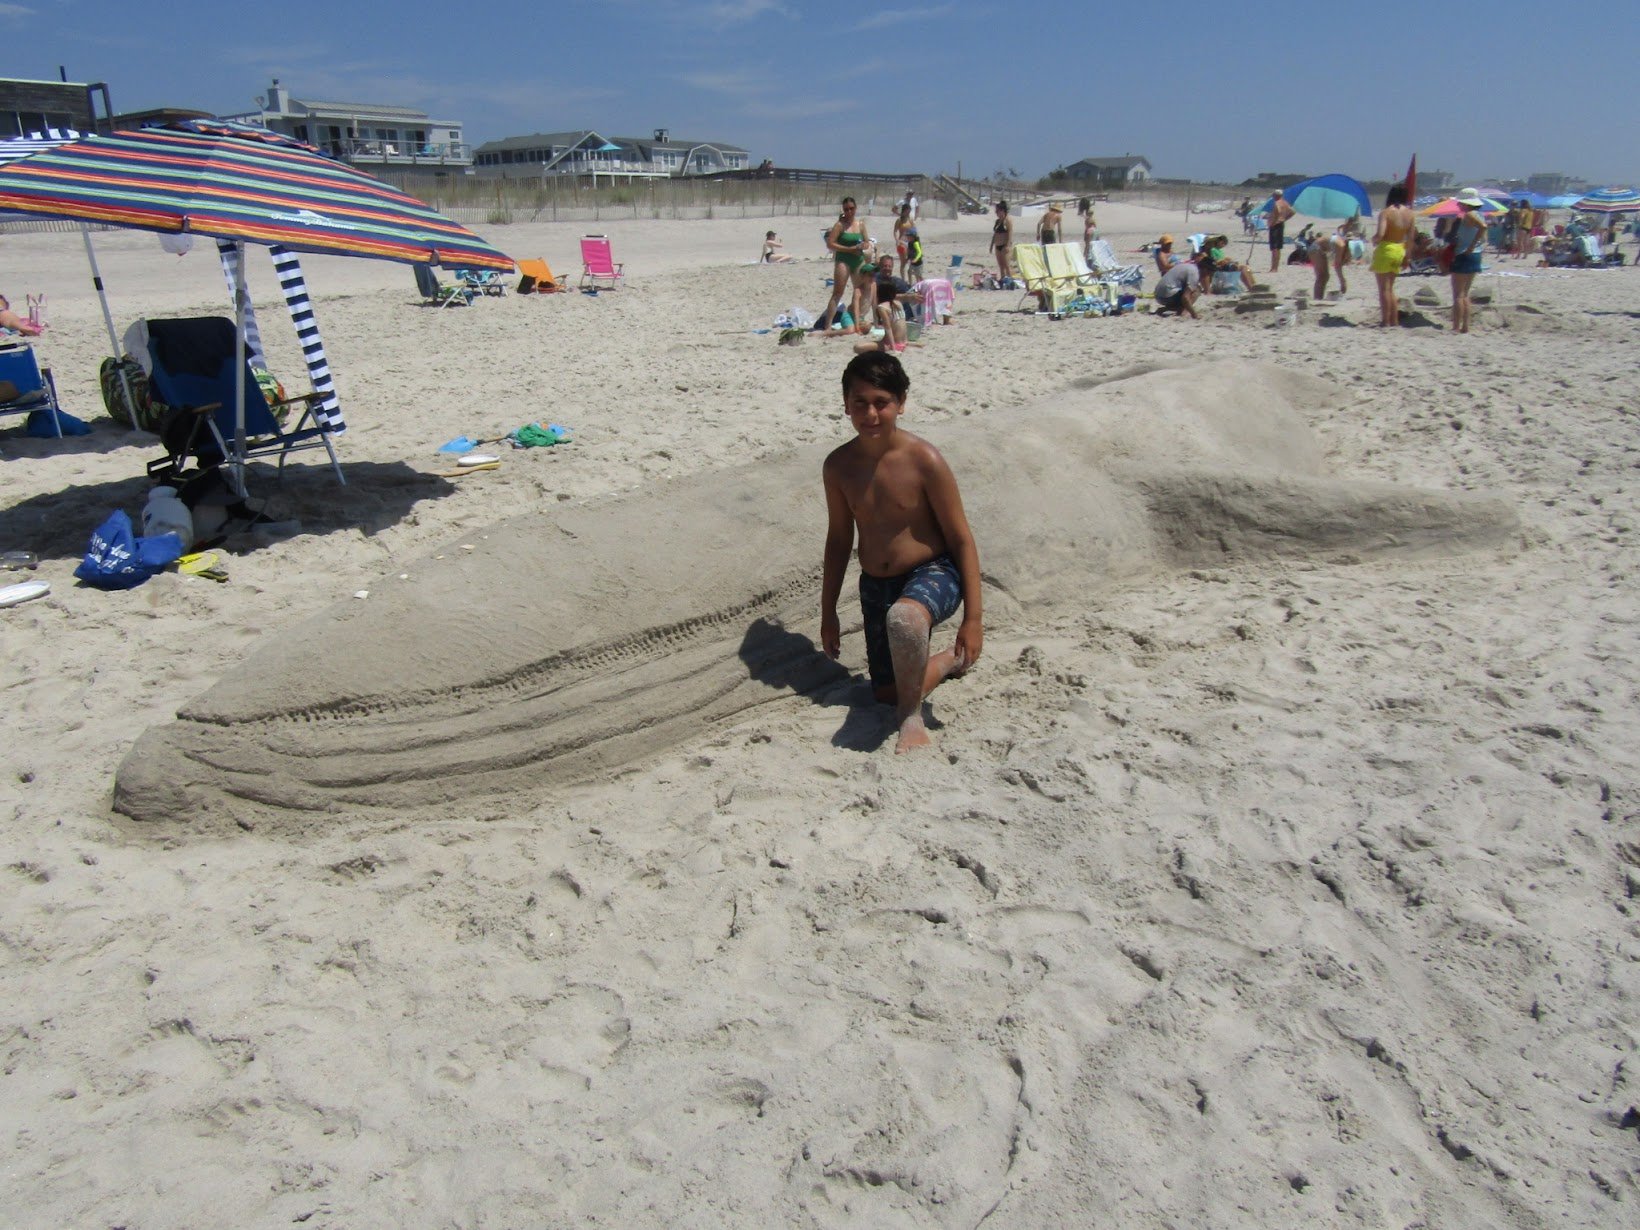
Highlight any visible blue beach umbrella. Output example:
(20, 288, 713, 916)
(1261, 173, 1373, 219)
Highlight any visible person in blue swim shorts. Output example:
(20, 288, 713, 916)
(821, 352, 983, 753)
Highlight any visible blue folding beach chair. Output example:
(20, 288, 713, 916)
(454, 267, 506, 296)
(141, 316, 342, 493)
(0, 341, 63, 437)
(414, 262, 474, 307)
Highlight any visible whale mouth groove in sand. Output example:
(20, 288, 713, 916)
(113, 362, 1519, 833)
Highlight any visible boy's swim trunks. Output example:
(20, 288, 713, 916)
(858, 553, 963, 690)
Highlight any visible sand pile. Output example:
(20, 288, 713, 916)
(114, 361, 1516, 831)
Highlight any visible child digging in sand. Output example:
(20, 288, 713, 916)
(821, 353, 983, 752)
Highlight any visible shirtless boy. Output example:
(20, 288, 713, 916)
(821, 353, 983, 753)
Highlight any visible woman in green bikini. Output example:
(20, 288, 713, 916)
(820, 197, 872, 332)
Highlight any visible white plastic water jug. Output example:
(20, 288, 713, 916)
(1272, 303, 1297, 327)
(141, 487, 193, 547)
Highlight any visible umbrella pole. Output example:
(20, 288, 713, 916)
(78, 225, 122, 357)
(231, 239, 249, 498)
(79, 224, 143, 431)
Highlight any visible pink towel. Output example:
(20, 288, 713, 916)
(914, 279, 955, 324)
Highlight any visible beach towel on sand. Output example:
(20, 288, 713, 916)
(510, 423, 570, 448)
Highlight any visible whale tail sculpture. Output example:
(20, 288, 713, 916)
(114, 362, 1518, 833)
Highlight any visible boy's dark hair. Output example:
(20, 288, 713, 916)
(1386, 183, 1409, 207)
(842, 352, 910, 401)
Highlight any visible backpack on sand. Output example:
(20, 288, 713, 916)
(99, 355, 166, 432)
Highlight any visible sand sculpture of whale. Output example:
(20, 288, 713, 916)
(114, 362, 1518, 831)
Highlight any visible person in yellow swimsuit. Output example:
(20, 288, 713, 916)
(1371, 183, 1415, 327)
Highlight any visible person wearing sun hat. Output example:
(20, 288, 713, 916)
(1449, 188, 1488, 334)
(1153, 234, 1177, 275)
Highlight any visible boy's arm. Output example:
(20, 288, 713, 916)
(922, 447, 983, 668)
(820, 458, 855, 659)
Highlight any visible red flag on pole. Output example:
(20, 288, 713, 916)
(1404, 154, 1417, 201)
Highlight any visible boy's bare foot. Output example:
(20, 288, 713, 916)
(930, 646, 966, 683)
(895, 715, 934, 753)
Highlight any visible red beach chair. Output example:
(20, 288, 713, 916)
(579, 236, 625, 290)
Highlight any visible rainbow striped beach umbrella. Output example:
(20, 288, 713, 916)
(1418, 194, 1509, 218)
(0, 126, 512, 491)
(1571, 187, 1640, 214)
(0, 126, 512, 269)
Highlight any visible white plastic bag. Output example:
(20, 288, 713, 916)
(141, 487, 193, 547)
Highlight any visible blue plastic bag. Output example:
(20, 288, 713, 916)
(73, 510, 183, 590)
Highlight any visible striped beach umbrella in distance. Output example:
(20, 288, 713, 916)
(1418, 195, 1509, 218)
(0, 127, 513, 269)
(1571, 187, 1640, 214)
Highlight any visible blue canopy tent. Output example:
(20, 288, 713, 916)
(1259, 174, 1374, 219)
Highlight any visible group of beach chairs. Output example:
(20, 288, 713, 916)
(1008, 240, 1145, 314)
(414, 236, 628, 308)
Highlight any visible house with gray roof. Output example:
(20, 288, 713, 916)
(225, 80, 471, 176)
(1063, 155, 1153, 187)
(473, 128, 750, 183)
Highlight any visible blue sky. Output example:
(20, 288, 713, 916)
(5, 0, 1634, 187)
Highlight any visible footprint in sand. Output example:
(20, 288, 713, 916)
(518, 984, 630, 1096)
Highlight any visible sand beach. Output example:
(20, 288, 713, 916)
(2, 199, 1637, 1226)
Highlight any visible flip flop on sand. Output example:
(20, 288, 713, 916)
(436, 461, 501, 477)
(177, 552, 230, 583)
